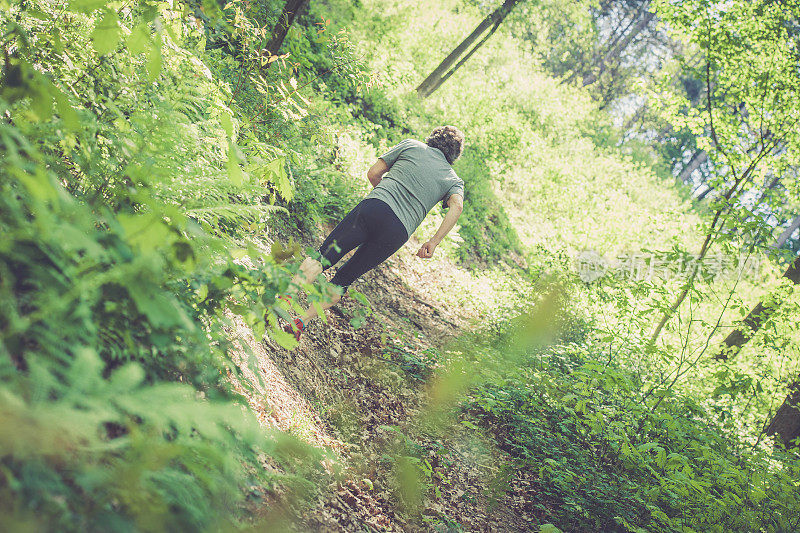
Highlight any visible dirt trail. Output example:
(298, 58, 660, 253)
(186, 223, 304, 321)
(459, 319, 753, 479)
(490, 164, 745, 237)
(226, 235, 542, 532)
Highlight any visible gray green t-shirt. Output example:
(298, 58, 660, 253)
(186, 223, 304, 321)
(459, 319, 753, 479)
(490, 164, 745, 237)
(366, 139, 465, 237)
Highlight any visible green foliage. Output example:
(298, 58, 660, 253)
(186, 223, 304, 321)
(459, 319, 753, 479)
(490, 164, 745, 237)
(462, 328, 800, 532)
(0, 0, 335, 528)
(383, 339, 442, 382)
(381, 425, 451, 515)
(0, 119, 319, 528)
(290, 166, 364, 230)
(0, 348, 315, 531)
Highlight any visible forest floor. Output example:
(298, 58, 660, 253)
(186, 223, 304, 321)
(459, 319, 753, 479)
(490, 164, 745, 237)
(225, 225, 551, 532)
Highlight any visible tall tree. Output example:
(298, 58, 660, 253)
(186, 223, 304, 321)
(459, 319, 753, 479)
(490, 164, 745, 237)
(415, 0, 522, 98)
(555, 0, 671, 108)
(752, 219, 800, 450)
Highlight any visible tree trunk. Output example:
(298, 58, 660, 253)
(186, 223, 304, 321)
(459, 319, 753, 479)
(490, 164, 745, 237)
(562, 3, 643, 86)
(421, 20, 503, 97)
(766, 377, 800, 449)
(714, 255, 800, 360)
(581, 10, 655, 87)
(678, 150, 708, 184)
(416, 0, 521, 98)
(694, 185, 713, 201)
(265, 0, 308, 57)
(774, 214, 800, 249)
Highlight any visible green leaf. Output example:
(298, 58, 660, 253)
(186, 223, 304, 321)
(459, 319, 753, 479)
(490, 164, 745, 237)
(11, 166, 58, 202)
(26, 72, 55, 121)
(117, 212, 169, 251)
(91, 9, 121, 55)
(655, 448, 666, 468)
(350, 290, 370, 308)
(637, 442, 658, 453)
(271, 328, 298, 350)
(219, 110, 234, 136)
(53, 88, 79, 131)
(128, 286, 190, 329)
(313, 301, 327, 324)
(227, 140, 243, 186)
(110, 364, 146, 393)
(127, 22, 149, 55)
(146, 35, 162, 81)
(273, 305, 291, 323)
(460, 420, 480, 430)
(750, 487, 766, 504)
(68, 0, 107, 13)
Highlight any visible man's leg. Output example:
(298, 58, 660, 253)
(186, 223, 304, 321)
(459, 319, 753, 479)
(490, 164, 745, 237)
(300, 283, 342, 323)
(287, 201, 368, 294)
(299, 199, 407, 325)
(290, 257, 324, 290)
(300, 237, 404, 324)
(329, 241, 400, 288)
(281, 201, 370, 335)
(288, 241, 394, 326)
(288, 198, 406, 328)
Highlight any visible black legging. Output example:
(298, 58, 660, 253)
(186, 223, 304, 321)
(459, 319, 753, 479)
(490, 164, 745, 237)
(318, 198, 409, 289)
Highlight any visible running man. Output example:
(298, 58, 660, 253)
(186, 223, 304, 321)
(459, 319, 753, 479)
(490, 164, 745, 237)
(283, 125, 465, 340)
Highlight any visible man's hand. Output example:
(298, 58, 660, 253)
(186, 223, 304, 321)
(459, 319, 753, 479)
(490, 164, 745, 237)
(416, 240, 438, 259)
(416, 194, 464, 259)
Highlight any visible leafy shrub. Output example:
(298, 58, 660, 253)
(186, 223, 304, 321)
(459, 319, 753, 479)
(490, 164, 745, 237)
(463, 331, 800, 532)
(290, 166, 364, 230)
(0, 1, 333, 529)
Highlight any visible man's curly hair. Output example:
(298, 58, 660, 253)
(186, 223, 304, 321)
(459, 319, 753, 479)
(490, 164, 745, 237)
(425, 125, 464, 165)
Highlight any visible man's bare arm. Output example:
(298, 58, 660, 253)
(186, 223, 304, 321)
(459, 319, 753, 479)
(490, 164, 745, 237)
(417, 194, 463, 259)
(367, 159, 389, 187)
